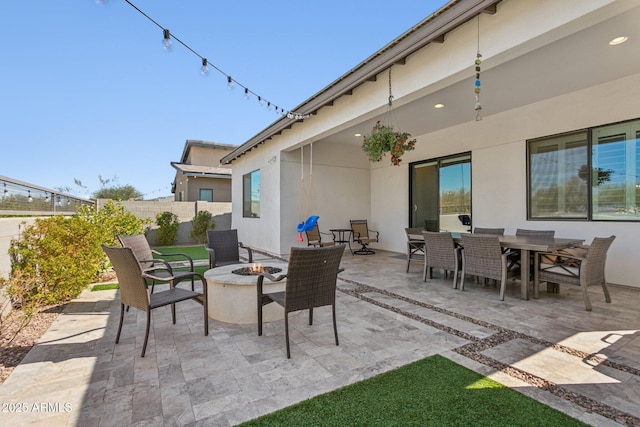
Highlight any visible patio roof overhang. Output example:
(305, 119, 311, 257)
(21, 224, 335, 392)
(220, 0, 502, 165)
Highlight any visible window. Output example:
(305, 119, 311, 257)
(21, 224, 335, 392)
(199, 188, 213, 202)
(409, 153, 471, 232)
(243, 170, 260, 218)
(528, 118, 640, 221)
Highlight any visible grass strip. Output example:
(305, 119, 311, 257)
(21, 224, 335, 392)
(152, 245, 208, 260)
(239, 354, 586, 427)
(91, 283, 119, 291)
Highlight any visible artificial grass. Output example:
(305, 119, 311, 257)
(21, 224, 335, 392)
(152, 245, 208, 261)
(91, 283, 119, 291)
(239, 354, 587, 427)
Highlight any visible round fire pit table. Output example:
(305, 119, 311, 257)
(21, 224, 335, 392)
(203, 260, 288, 324)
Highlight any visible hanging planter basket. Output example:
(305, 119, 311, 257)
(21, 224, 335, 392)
(362, 120, 416, 166)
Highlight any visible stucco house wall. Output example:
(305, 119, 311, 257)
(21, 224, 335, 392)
(226, 0, 640, 288)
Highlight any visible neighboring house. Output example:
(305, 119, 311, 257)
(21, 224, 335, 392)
(221, 0, 640, 288)
(171, 140, 236, 202)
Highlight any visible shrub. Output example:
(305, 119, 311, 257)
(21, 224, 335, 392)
(155, 211, 179, 246)
(190, 211, 215, 243)
(2, 200, 147, 310)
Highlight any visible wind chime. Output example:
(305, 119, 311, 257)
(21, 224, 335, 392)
(474, 15, 482, 121)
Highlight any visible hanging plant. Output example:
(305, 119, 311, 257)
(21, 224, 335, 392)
(362, 121, 416, 166)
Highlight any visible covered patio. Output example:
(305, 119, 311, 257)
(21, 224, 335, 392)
(1, 250, 638, 426)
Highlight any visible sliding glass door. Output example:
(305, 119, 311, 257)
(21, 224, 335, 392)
(410, 153, 471, 232)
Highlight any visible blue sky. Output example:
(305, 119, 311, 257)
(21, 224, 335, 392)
(1, 0, 446, 199)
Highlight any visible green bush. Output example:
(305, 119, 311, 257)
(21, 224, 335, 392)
(2, 200, 147, 311)
(190, 211, 215, 243)
(155, 211, 179, 246)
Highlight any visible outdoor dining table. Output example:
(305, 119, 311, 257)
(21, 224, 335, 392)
(456, 234, 584, 300)
(410, 232, 584, 300)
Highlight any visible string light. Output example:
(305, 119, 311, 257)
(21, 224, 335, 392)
(201, 58, 208, 76)
(27, 190, 33, 203)
(116, 0, 311, 120)
(162, 29, 171, 51)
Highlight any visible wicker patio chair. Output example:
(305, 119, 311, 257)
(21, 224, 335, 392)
(459, 234, 520, 300)
(405, 227, 425, 272)
(118, 234, 195, 293)
(515, 229, 555, 237)
(206, 229, 253, 268)
(257, 245, 345, 358)
(102, 245, 208, 357)
(422, 231, 462, 288)
(511, 228, 556, 271)
(305, 223, 335, 247)
(534, 235, 615, 311)
(350, 219, 379, 255)
(473, 227, 505, 235)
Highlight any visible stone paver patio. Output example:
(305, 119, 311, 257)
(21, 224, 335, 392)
(0, 249, 638, 426)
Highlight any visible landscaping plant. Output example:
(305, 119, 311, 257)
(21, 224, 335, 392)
(190, 210, 215, 244)
(155, 211, 179, 246)
(1, 200, 147, 312)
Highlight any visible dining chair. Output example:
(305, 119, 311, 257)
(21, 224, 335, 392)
(422, 231, 462, 289)
(206, 229, 253, 268)
(512, 229, 556, 272)
(459, 234, 520, 300)
(534, 236, 615, 311)
(473, 227, 505, 235)
(257, 245, 345, 358)
(102, 245, 208, 357)
(515, 229, 555, 237)
(118, 234, 195, 293)
(305, 223, 335, 247)
(405, 227, 425, 272)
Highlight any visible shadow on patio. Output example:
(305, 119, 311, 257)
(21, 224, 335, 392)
(0, 250, 638, 426)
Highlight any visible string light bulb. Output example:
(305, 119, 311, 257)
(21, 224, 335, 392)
(227, 76, 233, 90)
(201, 58, 208, 75)
(244, 88, 250, 100)
(162, 29, 171, 51)
(28, 190, 33, 203)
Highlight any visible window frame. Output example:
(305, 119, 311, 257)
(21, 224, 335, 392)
(527, 117, 640, 222)
(242, 169, 260, 218)
(199, 188, 213, 202)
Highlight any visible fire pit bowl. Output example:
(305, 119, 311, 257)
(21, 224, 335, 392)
(231, 266, 282, 276)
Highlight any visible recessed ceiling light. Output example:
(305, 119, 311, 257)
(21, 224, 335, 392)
(434, 103, 445, 109)
(609, 36, 628, 45)
(354, 133, 362, 137)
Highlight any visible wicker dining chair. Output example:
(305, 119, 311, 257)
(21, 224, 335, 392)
(422, 231, 462, 289)
(405, 227, 425, 272)
(473, 227, 505, 235)
(511, 229, 556, 272)
(305, 223, 335, 247)
(460, 234, 519, 300)
(534, 235, 615, 311)
(257, 245, 345, 358)
(118, 234, 195, 293)
(102, 245, 208, 357)
(206, 229, 253, 268)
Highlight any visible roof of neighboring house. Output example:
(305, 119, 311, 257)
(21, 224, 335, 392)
(170, 162, 232, 179)
(220, 0, 499, 164)
(180, 139, 238, 164)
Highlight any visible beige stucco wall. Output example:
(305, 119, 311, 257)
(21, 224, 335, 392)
(228, 0, 640, 287)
